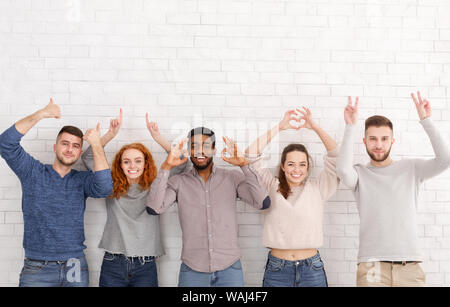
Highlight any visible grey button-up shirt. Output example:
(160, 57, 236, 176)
(146, 163, 270, 273)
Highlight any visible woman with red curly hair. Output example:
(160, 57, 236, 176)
(82, 109, 175, 287)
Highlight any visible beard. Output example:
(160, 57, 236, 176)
(366, 147, 392, 162)
(191, 156, 213, 171)
(55, 152, 78, 167)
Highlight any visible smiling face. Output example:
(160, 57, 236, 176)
(281, 151, 309, 186)
(190, 134, 216, 171)
(53, 132, 83, 167)
(363, 126, 395, 163)
(120, 148, 145, 184)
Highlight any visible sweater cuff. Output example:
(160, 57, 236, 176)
(93, 168, 111, 178)
(326, 147, 339, 158)
(419, 117, 432, 127)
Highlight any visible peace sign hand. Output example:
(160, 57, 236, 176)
(344, 96, 359, 125)
(411, 91, 431, 121)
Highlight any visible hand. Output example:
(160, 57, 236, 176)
(344, 96, 359, 125)
(164, 139, 189, 169)
(296, 107, 318, 130)
(279, 109, 301, 131)
(411, 91, 431, 120)
(107, 108, 123, 137)
(83, 123, 102, 147)
(222, 137, 249, 167)
(146, 113, 161, 141)
(41, 98, 61, 119)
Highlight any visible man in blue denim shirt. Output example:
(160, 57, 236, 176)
(0, 99, 113, 287)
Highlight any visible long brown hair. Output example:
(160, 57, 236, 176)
(277, 144, 312, 199)
(110, 143, 157, 199)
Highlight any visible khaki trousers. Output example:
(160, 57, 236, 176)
(357, 262, 425, 287)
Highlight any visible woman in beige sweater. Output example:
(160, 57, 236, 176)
(245, 108, 339, 287)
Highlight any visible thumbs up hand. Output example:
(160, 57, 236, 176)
(83, 123, 102, 147)
(41, 98, 61, 119)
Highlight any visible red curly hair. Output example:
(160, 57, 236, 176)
(110, 143, 157, 199)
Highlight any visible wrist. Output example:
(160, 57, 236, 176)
(89, 139, 103, 148)
(161, 161, 173, 171)
(239, 160, 250, 167)
(36, 109, 48, 120)
(310, 123, 320, 131)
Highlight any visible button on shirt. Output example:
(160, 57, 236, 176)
(146, 163, 270, 273)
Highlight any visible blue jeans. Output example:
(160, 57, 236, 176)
(263, 252, 328, 287)
(99, 252, 158, 287)
(19, 255, 89, 287)
(178, 260, 244, 287)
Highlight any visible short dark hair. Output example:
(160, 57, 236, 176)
(365, 115, 393, 132)
(56, 126, 84, 142)
(187, 127, 216, 149)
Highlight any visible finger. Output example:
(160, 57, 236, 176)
(221, 148, 232, 163)
(354, 97, 359, 109)
(96, 123, 101, 133)
(411, 93, 419, 106)
(285, 109, 296, 116)
(296, 109, 307, 117)
(180, 138, 188, 150)
(417, 91, 423, 104)
(119, 108, 123, 124)
(50, 98, 54, 104)
(145, 113, 150, 125)
(348, 96, 352, 106)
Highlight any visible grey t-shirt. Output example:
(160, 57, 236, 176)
(82, 147, 187, 257)
(337, 118, 450, 262)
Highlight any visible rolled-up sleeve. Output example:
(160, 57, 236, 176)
(234, 165, 271, 210)
(83, 169, 113, 198)
(146, 169, 179, 215)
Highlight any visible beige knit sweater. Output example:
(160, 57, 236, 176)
(249, 148, 339, 250)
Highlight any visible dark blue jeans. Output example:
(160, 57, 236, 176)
(19, 255, 89, 287)
(263, 252, 328, 287)
(99, 252, 158, 287)
(178, 260, 244, 287)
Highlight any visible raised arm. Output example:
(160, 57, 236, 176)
(146, 139, 189, 215)
(100, 108, 122, 146)
(15, 98, 61, 135)
(411, 91, 450, 181)
(0, 99, 59, 181)
(82, 109, 122, 171)
(296, 107, 340, 198)
(83, 124, 109, 172)
(296, 106, 337, 152)
(222, 137, 270, 210)
(146, 113, 171, 153)
(245, 109, 299, 157)
(336, 97, 359, 190)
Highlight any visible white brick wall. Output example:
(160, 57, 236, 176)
(0, 0, 449, 287)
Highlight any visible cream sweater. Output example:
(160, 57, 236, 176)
(249, 149, 339, 249)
